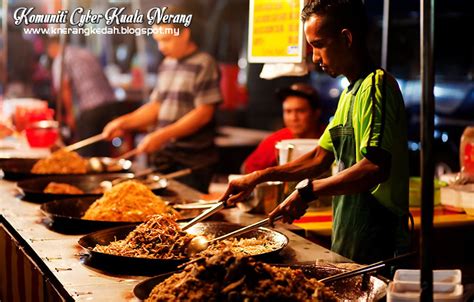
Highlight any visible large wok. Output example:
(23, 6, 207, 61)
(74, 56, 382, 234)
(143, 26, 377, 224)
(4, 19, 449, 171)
(40, 196, 204, 234)
(0, 157, 131, 180)
(17, 173, 169, 202)
(133, 263, 387, 301)
(78, 222, 289, 276)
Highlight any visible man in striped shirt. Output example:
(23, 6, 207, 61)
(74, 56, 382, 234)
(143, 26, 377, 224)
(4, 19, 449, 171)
(103, 7, 221, 193)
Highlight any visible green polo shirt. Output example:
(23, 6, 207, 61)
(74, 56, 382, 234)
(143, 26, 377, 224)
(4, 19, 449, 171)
(319, 69, 409, 216)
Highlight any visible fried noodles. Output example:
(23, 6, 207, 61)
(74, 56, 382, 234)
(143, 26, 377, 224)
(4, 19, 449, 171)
(82, 180, 178, 222)
(92, 215, 282, 260)
(31, 149, 88, 174)
(44, 182, 84, 194)
(145, 251, 337, 302)
(93, 214, 193, 259)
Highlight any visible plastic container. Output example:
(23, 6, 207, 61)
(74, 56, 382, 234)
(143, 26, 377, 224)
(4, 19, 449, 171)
(394, 269, 462, 284)
(387, 282, 463, 302)
(25, 120, 59, 148)
(409, 177, 446, 207)
(389, 269, 463, 302)
(440, 186, 464, 212)
(275, 139, 318, 165)
(459, 184, 474, 216)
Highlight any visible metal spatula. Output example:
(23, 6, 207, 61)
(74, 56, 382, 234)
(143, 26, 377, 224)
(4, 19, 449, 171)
(64, 133, 104, 152)
(186, 215, 283, 256)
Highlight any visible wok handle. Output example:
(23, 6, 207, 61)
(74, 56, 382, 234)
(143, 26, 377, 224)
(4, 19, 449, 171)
(163, 168, 192, 180)
(114, 148, 139, 160)
(111, 168, 155, 185)
(181, 201, 226, 231)
(209, 215, 283, 243)
(319, 251, 417, 283)
(163, 163, 210, 180)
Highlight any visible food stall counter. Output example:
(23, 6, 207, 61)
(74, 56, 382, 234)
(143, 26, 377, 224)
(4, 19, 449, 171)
(0, 178, 349, 301)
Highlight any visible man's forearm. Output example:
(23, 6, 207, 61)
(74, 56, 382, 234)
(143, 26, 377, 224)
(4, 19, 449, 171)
(121, 102, 159, 130)
(313, 157, 388, 196)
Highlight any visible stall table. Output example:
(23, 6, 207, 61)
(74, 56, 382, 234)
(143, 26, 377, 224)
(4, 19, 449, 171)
(0, 178, 349, 302)
(295, 206, 474, 282)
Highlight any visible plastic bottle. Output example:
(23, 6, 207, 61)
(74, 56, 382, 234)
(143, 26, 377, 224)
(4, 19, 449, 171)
(460, 126, 474, 177)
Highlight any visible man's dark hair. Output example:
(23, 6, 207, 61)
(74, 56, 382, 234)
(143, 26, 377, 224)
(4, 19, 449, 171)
(301, 0, 368, 40)
(276, 83, 320, 110)
(165, 5, 204, 47)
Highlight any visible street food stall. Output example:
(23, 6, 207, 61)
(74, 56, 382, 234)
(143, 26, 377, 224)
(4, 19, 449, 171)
(0, 0, 473, 301)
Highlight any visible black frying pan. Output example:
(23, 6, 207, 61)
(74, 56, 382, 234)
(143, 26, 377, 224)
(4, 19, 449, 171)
(78, 222, 289, 276)
(0, 157, 131, 180)
(17, 173, 168, 203)
(40, 196, 204, 234)
(133, 264, 387, 301)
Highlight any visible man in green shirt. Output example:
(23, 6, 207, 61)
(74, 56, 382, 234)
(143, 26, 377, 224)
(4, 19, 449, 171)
(221, 0, 410, 264)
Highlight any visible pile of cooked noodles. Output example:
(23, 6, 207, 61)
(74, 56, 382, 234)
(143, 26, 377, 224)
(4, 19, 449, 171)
(93, 214, 281, 260)
(145, 251, 337, 302)
(44, 182, 84, 194)
(82, 180, 178, 222)
(203, 237, 281, 257)
(31, 149, 88, 174)
(93, 214, 193, 259)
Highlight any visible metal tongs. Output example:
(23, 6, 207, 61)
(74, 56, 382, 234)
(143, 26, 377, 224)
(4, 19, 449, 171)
(181, 201, 227, 231)
(318, 251, 416, 283)
(64, 133, 105, 152)
(186, 215, 283, 256)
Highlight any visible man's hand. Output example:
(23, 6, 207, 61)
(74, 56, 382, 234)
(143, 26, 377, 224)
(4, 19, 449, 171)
(136, 129, 170, 154)
(219, 172, 261, 206)
(268, 190, 308, 226)
(102, 118, 126, 140)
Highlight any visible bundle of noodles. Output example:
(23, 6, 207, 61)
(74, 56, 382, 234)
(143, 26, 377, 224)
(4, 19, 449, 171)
(203, 237, 281, 257)
(82, 180, 178, 222)
(93, 214, 194, 259)
(44, 182, 84, 194)
(31, 149, 88, 174)
(145, 251, 337, 302)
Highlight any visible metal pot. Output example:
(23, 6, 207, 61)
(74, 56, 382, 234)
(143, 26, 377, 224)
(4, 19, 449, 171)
(236, 181, 284, 214)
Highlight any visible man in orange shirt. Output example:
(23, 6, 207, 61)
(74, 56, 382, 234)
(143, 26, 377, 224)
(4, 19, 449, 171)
(242, 83, 324, 173)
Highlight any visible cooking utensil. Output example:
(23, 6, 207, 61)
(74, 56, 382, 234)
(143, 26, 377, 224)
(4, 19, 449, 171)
(40, 196, 202, 234)
(133, 263, 387, 301)
(64, 133, 104, 152)
(180, 201, 226, 231)
(319, 251, 417, 284)
(87, 148, 137, 173)
(99, 166, 195, 191)
(88, 157, 133, 173)
(114, 148, 139, 160)
(99, 168, 155, 190)
(16, 173, 168, 203)
(0, 157, 132, 180)
(78, 222, 288, 275)
(186, 215, 283, 256)
(236, 181, 284, 214)
(173, 200, 219, 210)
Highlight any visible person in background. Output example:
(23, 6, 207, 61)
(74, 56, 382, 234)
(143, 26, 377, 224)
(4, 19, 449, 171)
(5, 23, 34, 97)
(243, 83, 324, 173)
(220, 0, 410, 265)
(102, 6, 221, 193)
(47, 36, 116, 155)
